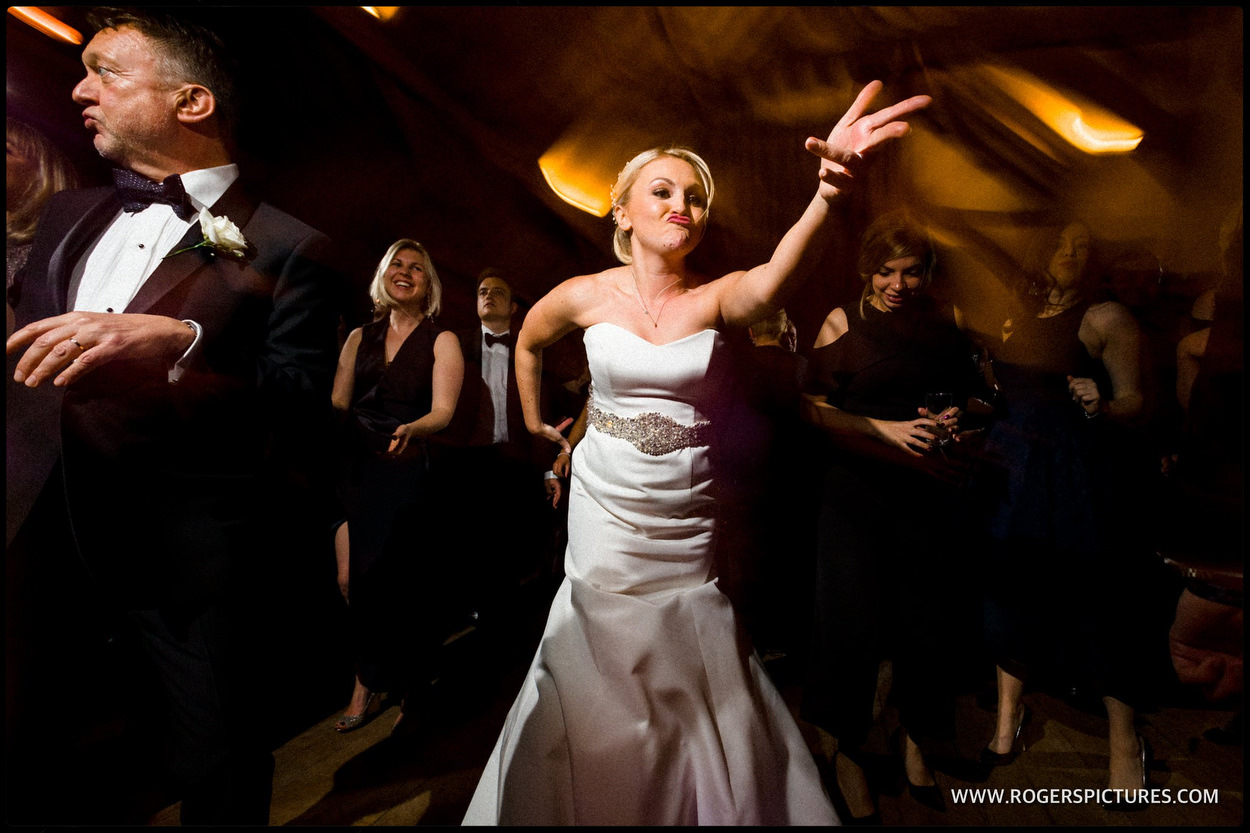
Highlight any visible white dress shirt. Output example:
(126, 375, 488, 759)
(481, 326, 510, 444)
(67, 164, 239, 381)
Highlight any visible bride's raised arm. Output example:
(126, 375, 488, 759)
(717, 80, 931, 328)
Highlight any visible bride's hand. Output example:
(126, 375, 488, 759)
(805, 80, 932, 199)
(532, 421, 572, 456)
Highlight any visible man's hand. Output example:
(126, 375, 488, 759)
(8, 312, 196, 387)
(544, 475, 564, 509)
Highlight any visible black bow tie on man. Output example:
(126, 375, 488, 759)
(485, 332, 511, 349)
(112, 168, 197, 222)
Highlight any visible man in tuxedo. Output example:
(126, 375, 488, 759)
(6, 8, 340, 825)
(437, 270, 558, 633)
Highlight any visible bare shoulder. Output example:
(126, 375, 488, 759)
(1177, 326, 1210, 359)
(1084, 299, 1139, 333)
(551, 268, 618, 306)
(339, 326, 363, 356)
(813, 306, 850, 348)
(524, 266, 625, 335)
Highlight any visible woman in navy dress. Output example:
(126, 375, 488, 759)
(978, 220, 1147, 807)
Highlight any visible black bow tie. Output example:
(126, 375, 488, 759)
(485, 332, 511, 349)
(113, 169, 196, 221)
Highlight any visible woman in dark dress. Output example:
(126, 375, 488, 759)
(978, 220, 1147, 806)
(800, 215, 988, 820)
(330, 238, 464, 732)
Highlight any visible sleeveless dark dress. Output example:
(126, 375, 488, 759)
(980, 301, 1147, 703)
(338, 315, 446, 693)
(800, 299, 982, 756)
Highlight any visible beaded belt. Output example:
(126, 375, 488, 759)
(588, 394, 712, 457)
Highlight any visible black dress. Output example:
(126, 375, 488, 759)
(980, 301, 1148, 703)
(338, 315, 447, 693)
(801, 298, 983, 759)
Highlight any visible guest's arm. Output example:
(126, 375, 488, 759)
(1073, 300, 1144, 422)
(331, 327, 362, 414)
(390, 330, 464, 455)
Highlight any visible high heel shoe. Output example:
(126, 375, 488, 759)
(391, 693, 418, 736)
(980, 704, 1029, 766)
(907, 780, 947, 813)
(334, 691, 381, 733)
(828, 751, 881, 825)
(896, 729, 946, 813)
(1101, 735, 1150, 813)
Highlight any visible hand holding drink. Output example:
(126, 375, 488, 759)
(924, 392, 954, 448)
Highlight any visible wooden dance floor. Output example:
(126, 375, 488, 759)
(18, 578, 1245, 827)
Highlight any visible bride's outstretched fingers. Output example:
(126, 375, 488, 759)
(805, 80, 931, 195)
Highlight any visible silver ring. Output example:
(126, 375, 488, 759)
(69, 338, 85, 351)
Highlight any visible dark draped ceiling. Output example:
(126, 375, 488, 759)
(7, 6, 1243, 354)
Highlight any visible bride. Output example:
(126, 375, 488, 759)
(464, 80, 931, 826)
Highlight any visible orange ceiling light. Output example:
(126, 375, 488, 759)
(360, 7, 400, 22)
(539, 115, 655, 218)
(8, 7, 82, 45)
(538, 148, 613, 217)
(984, 65, 1144, 154)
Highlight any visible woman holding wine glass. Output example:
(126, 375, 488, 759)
(800, 213, 989, 821)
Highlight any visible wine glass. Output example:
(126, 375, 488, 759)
(925, 391, 953, 448)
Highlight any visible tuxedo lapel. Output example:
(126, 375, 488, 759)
(47, 190, 122, 312)
(124, 181, 260, 314)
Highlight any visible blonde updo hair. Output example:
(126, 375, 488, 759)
(368, 238, 442, 317)
(609, 146, 715, 265)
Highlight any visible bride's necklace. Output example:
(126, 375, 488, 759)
(630, 267, 684, 328)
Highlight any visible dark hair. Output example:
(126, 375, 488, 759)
(855, 213, 936, 318)
(476, 267, 513, 294)
(1016, 220, 1098, 313)
(87, 7, 240, 140)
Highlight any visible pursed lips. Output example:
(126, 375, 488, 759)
(667, 214, 691, 225)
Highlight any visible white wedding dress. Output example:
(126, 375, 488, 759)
(463, 323, 837, 826)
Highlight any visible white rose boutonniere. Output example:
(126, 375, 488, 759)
(167, 208, 251, 260)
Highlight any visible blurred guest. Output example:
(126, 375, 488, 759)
(978, 219, 1151, 808)
(799, 214, 989, 819)
(1104, 249, 1185, 461)
(7, 117, 79, 335)
(717, 308, 815, 667)
(1164, 202, 1242, 718)
(6, 117, 79, 290)
(331, 239, 463, 733)
(6, 8, 341, 824)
